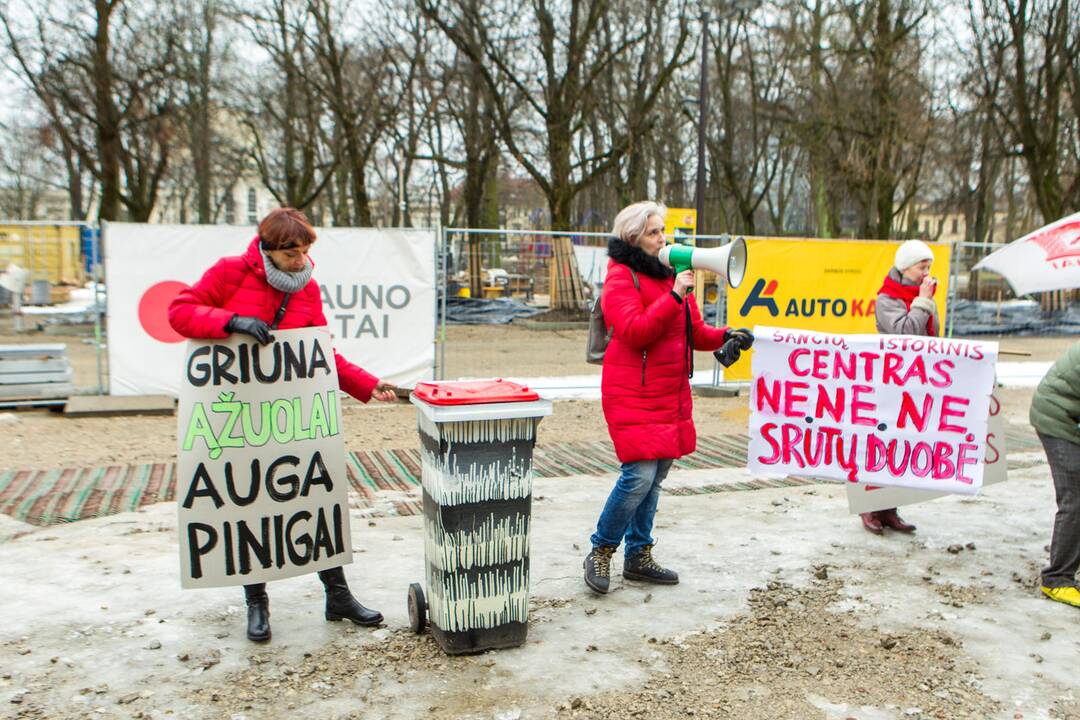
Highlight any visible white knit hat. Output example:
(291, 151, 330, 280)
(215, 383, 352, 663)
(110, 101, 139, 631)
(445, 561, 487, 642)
(894, 239, 934, 271)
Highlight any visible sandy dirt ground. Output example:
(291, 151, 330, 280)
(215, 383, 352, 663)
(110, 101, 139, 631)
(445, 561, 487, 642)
(2, 319, 1079, 719)
(0, 322, 1064, 469)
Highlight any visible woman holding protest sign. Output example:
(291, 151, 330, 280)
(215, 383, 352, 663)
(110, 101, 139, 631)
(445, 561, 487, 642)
(864, 239, 940, 534)
(583, 201, 752, 594)
(169, 207, 397, 642)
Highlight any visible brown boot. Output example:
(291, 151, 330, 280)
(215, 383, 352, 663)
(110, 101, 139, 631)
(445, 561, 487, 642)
(860, 512, 884, 534)
(877, 508, 916, 533)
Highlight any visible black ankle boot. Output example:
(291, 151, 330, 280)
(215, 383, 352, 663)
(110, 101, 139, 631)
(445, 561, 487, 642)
(623, 544, 679, 585)
(243, 583, 271, 642)
(318, 567, 383, 626)
(584, 545, 616, 594)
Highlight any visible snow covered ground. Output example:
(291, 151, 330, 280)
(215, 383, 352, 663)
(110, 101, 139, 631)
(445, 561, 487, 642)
(1, 462, 1077, 719)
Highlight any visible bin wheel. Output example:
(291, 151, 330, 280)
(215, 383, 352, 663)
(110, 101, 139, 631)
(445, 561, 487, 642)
(407, 582, 427, 634)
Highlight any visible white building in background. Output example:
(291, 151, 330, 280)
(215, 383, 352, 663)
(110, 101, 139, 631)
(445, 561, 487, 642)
(0, 186, 72, 222)
(151, 174, 279, 227)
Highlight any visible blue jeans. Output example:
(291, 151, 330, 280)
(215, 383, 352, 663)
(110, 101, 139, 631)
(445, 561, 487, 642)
(590, 459, 674, 557)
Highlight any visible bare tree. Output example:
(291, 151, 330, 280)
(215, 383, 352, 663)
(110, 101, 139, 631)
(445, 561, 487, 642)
(305, 0, 395, 224)
(707, 9, 795, 235)
(0, 119, 56, 218)
(0, 111, 96, 221)
(776, 0, 934, 239)
(233, 0, 338, 210)
(588, 0, 694, 217)
(419, 0, 693, 309)
(420, 0, 693, 230)
(3, 0, 181, 221)
(174, 0, 247, 223)
(372, 5, 437, 228)
(970, 0, 1080, 222)
(777, 0, 843, 237)
(415, 7, 504, 231)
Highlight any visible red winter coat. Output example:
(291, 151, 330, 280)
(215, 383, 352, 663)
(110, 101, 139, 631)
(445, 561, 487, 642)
(600, 249, 729, 463)
(168, 237, 379, 402)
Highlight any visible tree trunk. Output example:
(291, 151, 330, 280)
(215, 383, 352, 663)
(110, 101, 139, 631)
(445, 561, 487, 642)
(93, 1, 121, 221)
(351, 159, 373, 226)
(61, 140, 86, 221)
(192, 3, 214, 223)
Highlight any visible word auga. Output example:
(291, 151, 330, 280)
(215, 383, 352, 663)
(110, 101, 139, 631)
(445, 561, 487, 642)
(181, 451, 336, 510)
(186, 338, 331, 388)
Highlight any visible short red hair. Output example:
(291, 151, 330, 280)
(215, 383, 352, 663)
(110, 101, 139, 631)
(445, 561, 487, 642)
(258, 207, 316, 250)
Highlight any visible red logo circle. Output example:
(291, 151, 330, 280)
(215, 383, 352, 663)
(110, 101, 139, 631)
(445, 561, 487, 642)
(138, 281, 188, 343)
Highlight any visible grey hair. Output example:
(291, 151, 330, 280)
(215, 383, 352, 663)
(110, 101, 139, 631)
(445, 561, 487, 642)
(611, 201, 667, 245)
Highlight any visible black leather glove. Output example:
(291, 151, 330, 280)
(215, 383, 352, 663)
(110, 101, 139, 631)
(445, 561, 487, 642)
(226, 315, 275, 345)
(714, 338, 742, 367)
(726, 327, 755, 350)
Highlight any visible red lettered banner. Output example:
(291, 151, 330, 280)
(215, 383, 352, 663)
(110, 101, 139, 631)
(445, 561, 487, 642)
(748, 326, 998, 495)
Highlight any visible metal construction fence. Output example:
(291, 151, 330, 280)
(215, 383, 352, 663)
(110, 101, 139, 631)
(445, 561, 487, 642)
(439, 226, 737, 305)
(947, 241, 1080, 337)
(0, 220, 106, 395)
(5, 224, 1080, 395)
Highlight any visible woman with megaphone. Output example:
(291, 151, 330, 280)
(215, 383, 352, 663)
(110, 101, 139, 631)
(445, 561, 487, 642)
(861, 239, 941, 535)
(583, 201, 753, 594)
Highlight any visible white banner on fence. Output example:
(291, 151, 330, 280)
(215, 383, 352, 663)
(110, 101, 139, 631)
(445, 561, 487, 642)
(177, 327, 352, 589)
(748, 326, 998, 494)
(845, 393, 1007, 513)
(105, 222, 436, 396)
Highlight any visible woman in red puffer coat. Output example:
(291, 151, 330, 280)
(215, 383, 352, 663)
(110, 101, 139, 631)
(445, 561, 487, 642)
(583, 201, 751, 595)
(169, 207, 396, 643)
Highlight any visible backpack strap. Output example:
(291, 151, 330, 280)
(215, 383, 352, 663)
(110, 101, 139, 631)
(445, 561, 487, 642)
(270, 293, 292, 330)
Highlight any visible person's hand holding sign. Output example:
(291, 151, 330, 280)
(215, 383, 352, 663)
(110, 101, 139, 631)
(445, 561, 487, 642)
(226, 315, 275, 345)
(372, 380, 398, 403)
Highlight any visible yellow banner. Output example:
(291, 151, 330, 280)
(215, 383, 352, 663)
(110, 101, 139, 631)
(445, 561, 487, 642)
(664, 208, 697, 246)
(724, 238, 950, 380)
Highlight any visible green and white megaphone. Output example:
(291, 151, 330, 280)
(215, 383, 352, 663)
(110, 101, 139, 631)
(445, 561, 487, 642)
(657, 235, 747, 289)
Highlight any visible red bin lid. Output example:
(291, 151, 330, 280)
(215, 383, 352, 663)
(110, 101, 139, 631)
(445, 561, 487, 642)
(412, 379, 540, 405)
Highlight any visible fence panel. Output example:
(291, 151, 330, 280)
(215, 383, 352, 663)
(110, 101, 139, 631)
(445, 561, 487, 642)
(435, 228, 734, 387)
(948, 241, 1080, 337)
(0, 221, 105, 394)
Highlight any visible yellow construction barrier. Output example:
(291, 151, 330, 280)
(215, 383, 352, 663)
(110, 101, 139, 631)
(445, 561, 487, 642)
(0, 224, 85, 286)
(724, 238, 951, 380)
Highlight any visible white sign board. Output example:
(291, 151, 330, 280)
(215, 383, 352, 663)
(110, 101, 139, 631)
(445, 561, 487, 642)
(846, 393, 1007, 513)
(748, 327, 998, 494)
(177, 327, 352, 589)
(105, 223, 436, 396)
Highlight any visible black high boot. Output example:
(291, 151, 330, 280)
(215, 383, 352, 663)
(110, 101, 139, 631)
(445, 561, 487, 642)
(243, 583, 271, 642)
(317, 567, 383, 626)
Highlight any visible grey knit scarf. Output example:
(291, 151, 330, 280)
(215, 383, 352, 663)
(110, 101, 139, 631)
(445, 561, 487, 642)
(261, 247, 313, 293)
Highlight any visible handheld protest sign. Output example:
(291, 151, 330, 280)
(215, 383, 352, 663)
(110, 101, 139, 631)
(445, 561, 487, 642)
(748, 327, 998, 495)
(176, 327, 353, 589)
(845, 392, 1007, 513)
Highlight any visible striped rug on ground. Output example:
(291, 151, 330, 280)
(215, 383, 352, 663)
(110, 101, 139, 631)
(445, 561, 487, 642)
(0, 429, 1045, 528)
